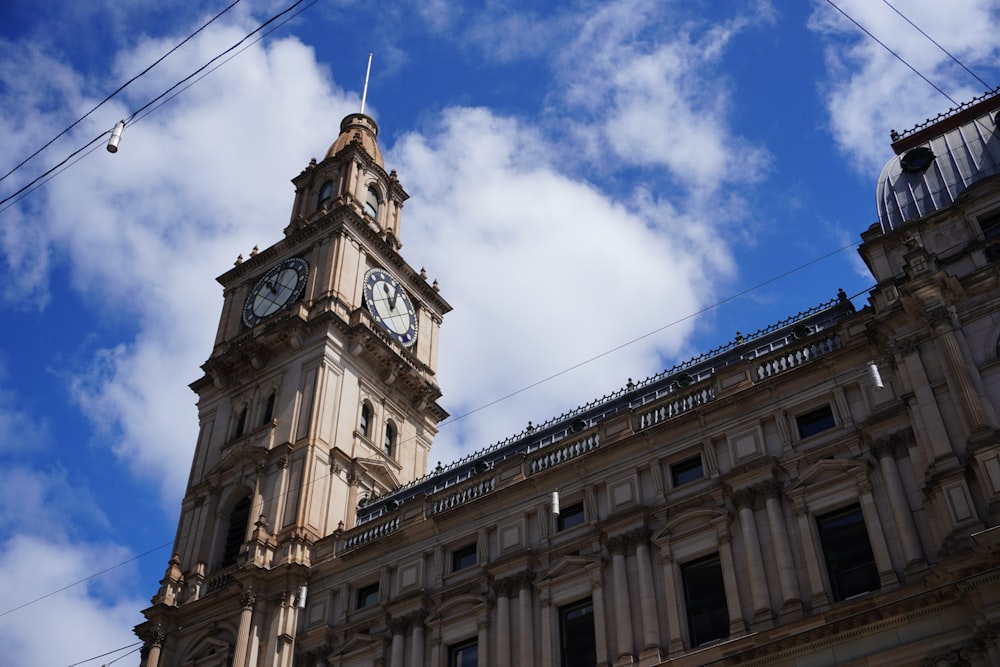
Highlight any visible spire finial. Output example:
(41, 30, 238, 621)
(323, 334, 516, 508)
(360, 53, 373, 115)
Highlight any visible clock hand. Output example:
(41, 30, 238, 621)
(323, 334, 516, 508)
(382, 284, 399, 311)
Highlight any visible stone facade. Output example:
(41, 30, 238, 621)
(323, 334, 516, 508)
(137, 93, 1000, 666)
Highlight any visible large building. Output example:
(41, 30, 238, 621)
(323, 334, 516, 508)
(136, 89, 1000, 667)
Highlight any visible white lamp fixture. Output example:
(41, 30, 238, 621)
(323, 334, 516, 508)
(297, 584, 308, 609)
(868, 361, 884, 390)
(551, 490, 560, 516)
(107, 120, 125, 153)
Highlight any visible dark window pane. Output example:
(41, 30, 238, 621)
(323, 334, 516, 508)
(360, 403, 372, 438)
(384, 422, 396, 456)
(356, 582, 379, 608)
(671, 456, 704, 486)
(796, 405, 836, 438)
(262, 392, 276, 424)
(452, 544, 477, 571)
(980, 212, 1000, 240)
(560, 598, 597, 667)
(220, 495, 252, 568)
(558, 502, 585, 531)
(681, 553, 729, 646)
(817, 504, 880, 601)
(449, 639, 477, 667)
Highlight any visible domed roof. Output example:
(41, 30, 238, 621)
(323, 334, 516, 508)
(325, 113, 384, 168)
(877, 89, 1000, 232)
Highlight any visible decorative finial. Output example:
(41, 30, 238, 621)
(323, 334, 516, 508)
(250, 245, 259, 257)
(420, 267, 428, 279)
(432, 279, 439, 291)
(234, 254, 243, 265)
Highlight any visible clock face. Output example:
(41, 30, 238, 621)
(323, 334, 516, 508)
(362, 267, 418, 347)
(242, 257, 310, 327)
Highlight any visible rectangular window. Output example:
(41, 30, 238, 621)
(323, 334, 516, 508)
(671, 456, 704, 486)
(451, 543, 477, 572)
(356, 582, 379, 609)
(448, 639, 478, 667)
(795, 404, 836, 439)
(681, 553, 730, 646)
(979, 211, 1000, 240)
(557, 502, 585, 531)
(560, 598, 597, 667)
(816, 504, 880, 601)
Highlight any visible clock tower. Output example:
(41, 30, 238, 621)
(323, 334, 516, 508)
(136, 112, 450, 667)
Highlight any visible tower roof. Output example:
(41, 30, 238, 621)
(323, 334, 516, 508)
(876, 87, 1000, 231)
(325, 112, 384, 167)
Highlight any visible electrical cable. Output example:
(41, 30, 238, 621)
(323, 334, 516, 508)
(64, 642, 142, 667)
(881, 0, 995, 91)
(0, 541, 172, 619)
(0, 0, 318, 214)
(0, 0, 246, 187)
(823, 0, 959, 108)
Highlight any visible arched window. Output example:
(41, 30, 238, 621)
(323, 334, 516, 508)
(364, 185, 381, 218)
(220, 494, 252, 568)
(261, 391, 276, 425)
(360, 401, 373, 438)
(233, 406, 248, 439)
(316, 180, 333, 210)
(384, 421, 397, 457)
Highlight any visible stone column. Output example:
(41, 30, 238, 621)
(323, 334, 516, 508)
(760, 482, 800, 612)
(900, 350, 954, 461)
(411, 613, 426, 667)
(932, 309, 991, 431)
(659, 549, 684, 655)
(539, 592, 553, 667)
(477, 614, 489, 667)
(634, 539, 661, 654)
(608, 535, 634, 661)
(389, 617, 408, 667)
(733, 489, 772, 626)
(792, 499, 829, 609)
(140, 625, 166, 667)
(517, 574, 534, 667)
(871, 436, 923, 567)
(494, 579, 512, 667)
(232, 587, 257, 667)
(590, 567, 610, 666)
(715, 522, 746, 637)
(857, 481, 898, 589)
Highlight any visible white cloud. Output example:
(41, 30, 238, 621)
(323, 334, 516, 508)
(0, 463, 144, 666)
(0, 534, 145, 667)
(393, 106, 735, 462)
(808, 0, 1000, 173)
(552, 0, 775, 194)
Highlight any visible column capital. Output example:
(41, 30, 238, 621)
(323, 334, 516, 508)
(731, 487, 758, 509)
(756, 479, 783, 500)
(388, 617, 410, 634)
(239, 586, 257, 609)
(141, 622, 168, 648)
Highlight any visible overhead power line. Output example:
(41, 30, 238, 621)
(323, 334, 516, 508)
(0, 0, 247, 187)
(0, 0, 319, 214)
(881, 0, 995, 91)
(823, 0, 959, 108)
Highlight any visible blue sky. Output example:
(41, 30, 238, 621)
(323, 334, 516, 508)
(1, 1, 998, 664)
